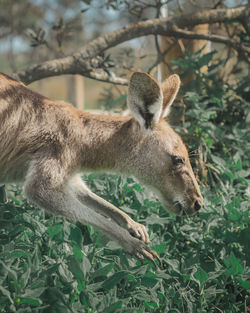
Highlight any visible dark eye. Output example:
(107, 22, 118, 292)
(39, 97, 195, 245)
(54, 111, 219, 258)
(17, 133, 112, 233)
(172, 155, 185, 166)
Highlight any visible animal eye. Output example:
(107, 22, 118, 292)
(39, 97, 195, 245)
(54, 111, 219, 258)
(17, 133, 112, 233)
(172, 155, 185, 166)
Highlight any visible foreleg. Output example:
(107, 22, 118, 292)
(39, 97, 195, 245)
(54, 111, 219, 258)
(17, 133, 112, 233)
(24, 163, 157, 262)
(69, 174, 149, 243)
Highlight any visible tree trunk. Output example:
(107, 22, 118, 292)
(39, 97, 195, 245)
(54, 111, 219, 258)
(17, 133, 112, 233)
(158, 2, 211, 125)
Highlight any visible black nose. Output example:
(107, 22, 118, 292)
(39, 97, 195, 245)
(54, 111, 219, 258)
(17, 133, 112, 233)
(194, 200, 202, 211)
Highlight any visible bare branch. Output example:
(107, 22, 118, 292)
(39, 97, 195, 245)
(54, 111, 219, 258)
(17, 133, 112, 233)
(14, 5, 249, 85)
(148, 40, 177, 74)
(14, 57, 128, 85)
(84, 71, 128, 85)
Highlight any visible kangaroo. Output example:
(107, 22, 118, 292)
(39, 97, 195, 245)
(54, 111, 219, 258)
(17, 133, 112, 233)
(0, 72, 203, 263)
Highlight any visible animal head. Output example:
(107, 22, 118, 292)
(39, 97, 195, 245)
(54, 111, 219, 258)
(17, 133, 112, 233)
(127, 72, 203, 216)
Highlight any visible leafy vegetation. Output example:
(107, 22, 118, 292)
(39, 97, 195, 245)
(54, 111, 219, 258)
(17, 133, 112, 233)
(0, 51, 249, 312)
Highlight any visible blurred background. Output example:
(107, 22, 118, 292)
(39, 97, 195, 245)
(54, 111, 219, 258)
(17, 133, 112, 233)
(0, 0, 248, 110)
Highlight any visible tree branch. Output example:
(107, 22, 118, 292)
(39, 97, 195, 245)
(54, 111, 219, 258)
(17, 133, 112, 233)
(14, 5, 249, 85)
(171, 25, 250, 60)
(84, 71, 128, 85)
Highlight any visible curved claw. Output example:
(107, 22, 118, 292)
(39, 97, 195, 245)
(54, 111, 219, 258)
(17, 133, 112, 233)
(150, 249, 161, 265)
(123, 231, 160, 266)
(144, 246, 161, 267)
(135, 252, 144, 260)
(132, 241, 161, 267)
(141, 248, 157, 267)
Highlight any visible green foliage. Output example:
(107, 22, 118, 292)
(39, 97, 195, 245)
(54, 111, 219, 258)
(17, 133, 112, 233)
(0, 50, 250, 312)
(98, 87, 127, 111)
(1, 172, 249, 312)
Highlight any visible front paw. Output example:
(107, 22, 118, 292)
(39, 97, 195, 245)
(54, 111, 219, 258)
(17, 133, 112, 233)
(124, 236, 160, 265)
(127, 220, 149, 244)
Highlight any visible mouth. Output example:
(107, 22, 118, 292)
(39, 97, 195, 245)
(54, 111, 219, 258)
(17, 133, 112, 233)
(173, 202, 199, 217)
(173, 201, 184, 216)
(179, 209, 199, 217)
(160, 196, 198, 217)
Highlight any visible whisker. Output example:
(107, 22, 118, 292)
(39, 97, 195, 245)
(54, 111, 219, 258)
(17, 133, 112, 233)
(173, 201, 181, 209)
(182, 207, 190, 218)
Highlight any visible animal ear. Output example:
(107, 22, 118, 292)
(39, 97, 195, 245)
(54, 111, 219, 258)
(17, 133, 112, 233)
(161, 74, 180, 118)
(127, 72, 163, 129)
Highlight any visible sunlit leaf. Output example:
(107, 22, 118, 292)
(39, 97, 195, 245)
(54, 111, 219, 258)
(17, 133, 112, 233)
(225, 252, 243, 276)
(193, 267, 208, 285)
(46, 224, 62, 238)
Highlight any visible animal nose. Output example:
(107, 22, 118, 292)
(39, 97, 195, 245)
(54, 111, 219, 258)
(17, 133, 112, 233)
(194, 200, 202, 212)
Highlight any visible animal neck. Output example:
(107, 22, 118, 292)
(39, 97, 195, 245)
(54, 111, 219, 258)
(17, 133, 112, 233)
(80, 113, 144, 174)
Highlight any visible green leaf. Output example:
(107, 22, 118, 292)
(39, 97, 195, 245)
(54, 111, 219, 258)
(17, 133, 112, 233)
(144, 301, 159, 309)
(46, 224, 62, 238)
(151, 243, 166, 255)
(69, 225, 83, 247)
(141, 274, 159, 288)
(67, 256, 85, 281)
(91, 263, 114, 281)
(194, 267, 208, 285)
(0, 285, 14, 304)
(236, 278, 250, 290)
(21, 287, 45, 299)
(8, 250, 30, 259)
(198, 51, 216, 67)
(18, 297, 41, 307)
(225, 171, 235, 179)
(0, 260, 17, 281)
(73, 245, 83, 261)
(106, 300, 123, 313)
(239, 228, 250, 255)
(225, 202, 240, 221)
(102, 271, 128, 291)
(225, 252, 243, 276)
(109, 94, 127, 108)
(11, 197, 20, 204)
